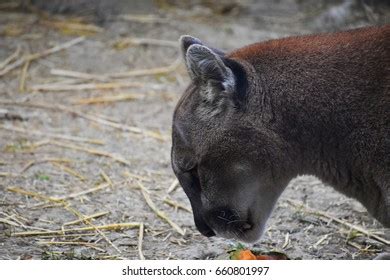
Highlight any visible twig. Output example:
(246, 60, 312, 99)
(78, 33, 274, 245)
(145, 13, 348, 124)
(0, 45, 21, 70)
(12, 223, 141, 237)
(63, 211, 110, 226)
(287, 199, 390, 246)
(0, 124, 105, 145)
(138, 223, 145, 260)
(71, 93, 144, 105)
(0, 37, 85, 77)
(136, 180, 185, 236)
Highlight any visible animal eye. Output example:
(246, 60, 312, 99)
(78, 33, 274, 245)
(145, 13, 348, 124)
(179, 164, 197, 174)
(188, 166, 198, 177)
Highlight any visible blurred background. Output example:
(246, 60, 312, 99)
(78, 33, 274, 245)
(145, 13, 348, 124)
(0, 0, 389, 260)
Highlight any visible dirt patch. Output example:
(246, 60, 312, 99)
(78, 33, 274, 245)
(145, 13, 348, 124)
(0, 1, 389, 260)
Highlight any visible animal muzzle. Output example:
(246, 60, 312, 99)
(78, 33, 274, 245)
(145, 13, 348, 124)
(204, 207, 253, 237)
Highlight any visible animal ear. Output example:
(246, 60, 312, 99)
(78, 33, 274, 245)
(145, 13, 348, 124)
(180, 35, 225, 61)
(185, 44, 235, 95)
(180, 35, 203, 61)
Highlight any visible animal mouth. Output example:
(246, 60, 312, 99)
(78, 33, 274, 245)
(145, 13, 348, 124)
(201, 228, 216, 237)
(204, 208, 256, 241)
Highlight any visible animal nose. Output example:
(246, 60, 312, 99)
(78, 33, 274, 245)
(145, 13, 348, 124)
(242, 222, 252, 230)
(210, 208, 252, 232)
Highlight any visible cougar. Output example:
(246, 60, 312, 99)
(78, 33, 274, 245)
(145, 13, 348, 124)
(171, 26, 389, 246)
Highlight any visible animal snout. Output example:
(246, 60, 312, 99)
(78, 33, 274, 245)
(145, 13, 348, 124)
(206, 207, 252, 233)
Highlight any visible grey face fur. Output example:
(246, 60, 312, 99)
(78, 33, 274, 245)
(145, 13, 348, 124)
(171, 36, 290, 242)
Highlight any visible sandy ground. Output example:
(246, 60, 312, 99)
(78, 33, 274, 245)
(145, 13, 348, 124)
(0, 0, 389, 260)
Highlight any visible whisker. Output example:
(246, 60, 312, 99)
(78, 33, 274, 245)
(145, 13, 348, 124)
(217, 216, 230, 222)
(227, 219, 248, 224)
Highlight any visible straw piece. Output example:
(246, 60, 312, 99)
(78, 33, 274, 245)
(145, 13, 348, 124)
(287, 200, 390, 246)
(40, 20, 104, 34)
(313, 234, 330, 248)
(63, 205, 121, 253)
(34, 233, 98, 238)
(6, 186, 129, 254)
(13, 223, 141, 237)
(7, 186, 62, 203)
(167, 179, 179, 194)
(31, 81, 142, 92)
(51, 162, 86, 181)
(49, 140, 131, 166)
(110, 57, 181, 78)
(0, 172, 20, 177)
(136, 180, 185, 236)
(19, 59, 30, 92)
(0, 217, 20, 227)
(138, 223, 145, 260)
(123, 171, 152, 182)
(163, 198, 192, 213)
(113, 37, 177, 49)
(0, 211, 31, 229)
(37, 241, 105, 252)
(0, 37, 85, 77)
(71, 93, 144, 105)
(20, 157, 72, 173)
(57, 182, 112, 200)
(63, 211, 110, 226)
(0, 45, 21, 70)
(100, 170, 113, 187)
(54, 56, 181, 80)
(0, 124, 104, 145)
(282, 232, 290, 249)
(118, 14, 169, 23)
(50, 68, 108, 81)
(0, 100, 167, 141)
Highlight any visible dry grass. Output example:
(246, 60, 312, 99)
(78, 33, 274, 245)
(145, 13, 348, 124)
(135, 180, 185, 236)
(0, 37, 85, 77)
(287, 200, 390, 246)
